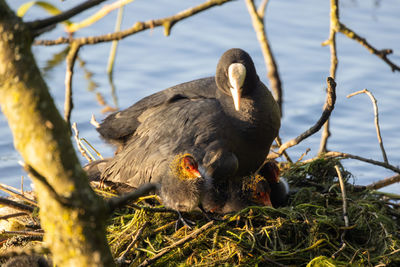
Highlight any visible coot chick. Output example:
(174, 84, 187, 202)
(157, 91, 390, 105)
(259, 161, 289, 208)
(85, 154, 206, 212)
(220, 174, 272, 214)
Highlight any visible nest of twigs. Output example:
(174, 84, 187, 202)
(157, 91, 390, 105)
(1, 158, 400, 266)
(105, 158, 400, 266)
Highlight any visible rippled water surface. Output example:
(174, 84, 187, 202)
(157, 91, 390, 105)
(1, 0, 400, 193)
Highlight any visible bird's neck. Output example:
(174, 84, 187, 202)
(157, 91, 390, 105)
(216, 88, 270, 133)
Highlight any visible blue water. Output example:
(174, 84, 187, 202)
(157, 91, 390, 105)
(1, 0, 399, 193)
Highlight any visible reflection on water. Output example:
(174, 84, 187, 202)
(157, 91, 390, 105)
(1, 0, 399, 193)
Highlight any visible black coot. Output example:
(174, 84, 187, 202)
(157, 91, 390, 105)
(95, 48, 281, 211)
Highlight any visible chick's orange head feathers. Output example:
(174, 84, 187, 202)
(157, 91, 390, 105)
(182, 155, 201, 178)
(171, 154, 202, 180)
(243, 175, 272, 207)
(252, 178, 272, 207)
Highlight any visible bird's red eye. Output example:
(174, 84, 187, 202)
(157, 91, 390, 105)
(183, 156, 198, 170)
(181, 155, 201, 178)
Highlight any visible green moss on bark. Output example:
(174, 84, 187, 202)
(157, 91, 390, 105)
(0, 1, 115, 266)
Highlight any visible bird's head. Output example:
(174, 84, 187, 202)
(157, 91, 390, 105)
(171, 153, 202, 180)
(216, 48, 259, 111)
(243, 174, 272, 207)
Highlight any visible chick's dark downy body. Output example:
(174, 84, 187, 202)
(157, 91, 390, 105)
(96, 48, 281, 211)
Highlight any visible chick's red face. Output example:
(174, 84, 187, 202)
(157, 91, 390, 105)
(182, 156, 201, 179)
(253, 180, 272, 207)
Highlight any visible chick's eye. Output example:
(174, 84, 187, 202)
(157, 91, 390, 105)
(186, 166, 191, 170)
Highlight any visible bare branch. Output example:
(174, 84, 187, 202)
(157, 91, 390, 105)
(0, 197, 35, 214)
(274, 77, 336, 156)
(335, 165, 349, 228)
(319, 0, 339, 154)
(321, 1, 399, 72)
(296, 148, 311, 163)
(116, 222, 149, 265)
(0, 212, 28, 221)
(0, 183, 37, 207)
(309, 151, 400, 174)
(332, 164, 349, 259)
(245, 0, 283, 115)
(34, 0, 233, 46)
(90, 114, 101, 128)
(256, 0, 269, 18)
(274, 136, 292, 163)
(138, 221, 214, 267)
(26, 0, 108, 35)
(339, 23, 400, 72)
(1, 230, 44, 237)
(347, 89, 388, 164)
(72, 123, 95, 162)
(66, 0, 132, 33)
(366, 174, 400, 190)
(64, 42, 81, 128)
(107, 6, 124, 77)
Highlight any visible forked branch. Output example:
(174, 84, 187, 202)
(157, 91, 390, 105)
(34, 0, 233, 46)
(309, 151, 400, 174)
(347, 89, 388, 164)
(27, 0, 108, 35)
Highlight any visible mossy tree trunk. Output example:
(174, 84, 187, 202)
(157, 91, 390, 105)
(0, 2, 115, 266)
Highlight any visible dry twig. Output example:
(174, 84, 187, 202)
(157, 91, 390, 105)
(64, 42, 81, 128)
(0, 184, 37, 207)
(0, 197, 34, 214)
(244, 0, 282, 115)
(0, 212, 28, 221)
(116, 222, 149, 265)
(272, 77, 336, 157)
(366, 174, 400, 190)
(319, 0, 339, 154)
(274, 136, 292, 163)
(245, 0, 289, 161)
(1, 230, 44, 237)
(322, 0, 400, 72)
(34, 0, 233, 46)
(138, 221, 214, 267)
(26, 0, 108, 35)
(20, 176, 24, 196)
(66, 0, 132, 33)
(72, 123, 95, 162)
(296, 148, 311, 163)
(308, 151, 400, 174)
(107, 5, 124, 77)
(339, 23, 400, 72)
(332, 165, 349, 259)
(347, 89, 388, 164)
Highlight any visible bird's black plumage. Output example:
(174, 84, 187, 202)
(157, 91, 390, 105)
(95, 48, 281, 212)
